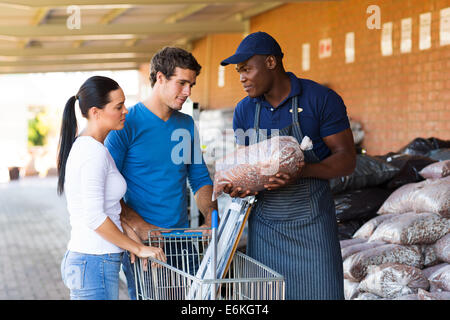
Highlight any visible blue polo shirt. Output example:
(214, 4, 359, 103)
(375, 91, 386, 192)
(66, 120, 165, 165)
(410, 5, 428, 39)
(233, 72, 350, 161)
(105, 102, 212, 229)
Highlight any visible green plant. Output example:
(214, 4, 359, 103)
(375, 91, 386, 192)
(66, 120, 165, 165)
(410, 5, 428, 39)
(28, 111, 49, 146)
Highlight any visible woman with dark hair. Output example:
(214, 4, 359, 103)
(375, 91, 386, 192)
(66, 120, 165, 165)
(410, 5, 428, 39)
(57, 76, 166, 300)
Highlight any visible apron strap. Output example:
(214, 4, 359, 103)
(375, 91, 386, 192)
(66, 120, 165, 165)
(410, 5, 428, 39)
(291, 96, 305, 141)
(253, 102, 262, 144)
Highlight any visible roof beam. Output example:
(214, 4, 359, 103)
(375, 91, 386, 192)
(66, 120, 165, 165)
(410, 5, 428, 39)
(0, 45, 182, 58)
(0, 63, 139, 74)
(164, 4, 207, 23)
(0, 56, 150, 67)
(99, 7, 130, 24)
(0, 21, 246, 39)
(73, 7, 131, 54)
(235, 2, 283, 21)
(0, 1, 316, 9)
(20, 7, 52, 48)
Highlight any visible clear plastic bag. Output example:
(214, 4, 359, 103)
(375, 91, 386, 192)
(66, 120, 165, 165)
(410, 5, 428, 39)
(428, 264, 450, 292)
(417, 288, 450, 300)
(434, 234, 450, 263)
(419, 160, 450, 179)
(212, 135, 312, 201)
(358, 263, 429, 299)
(341, 240, 386, 261)
(343, 244, 423, 281)
(368, 212, 450, 245)
(340, 238, 367, 249)
(344, 279, 360, 300)
(378, 177, 450, 217)
(353, 213, 397, 239)
(412, 177, 450, 217)
(377, 182, 423, 215)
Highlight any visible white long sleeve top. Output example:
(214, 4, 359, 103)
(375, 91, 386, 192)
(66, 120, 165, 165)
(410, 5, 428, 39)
(64, 136, 127, 254)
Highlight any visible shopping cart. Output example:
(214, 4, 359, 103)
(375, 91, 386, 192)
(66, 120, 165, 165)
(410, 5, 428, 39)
(132, 227, 285, 300)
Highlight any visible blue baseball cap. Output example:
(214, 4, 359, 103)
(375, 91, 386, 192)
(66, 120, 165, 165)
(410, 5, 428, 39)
(220, 31, 284, 66)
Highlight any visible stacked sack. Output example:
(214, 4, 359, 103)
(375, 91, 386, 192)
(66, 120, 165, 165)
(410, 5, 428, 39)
(341, 160, 450, 300)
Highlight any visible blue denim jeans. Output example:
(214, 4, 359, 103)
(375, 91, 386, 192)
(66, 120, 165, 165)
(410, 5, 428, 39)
(61, 250, 123, 300)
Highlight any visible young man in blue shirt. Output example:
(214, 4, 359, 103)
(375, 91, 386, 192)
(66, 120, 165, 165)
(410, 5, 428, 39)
(220, 32, 356, 299)
(105, 47, 217, 299)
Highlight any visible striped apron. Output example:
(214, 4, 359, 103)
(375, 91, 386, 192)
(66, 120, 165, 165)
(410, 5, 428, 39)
(246, 96, 344, 300)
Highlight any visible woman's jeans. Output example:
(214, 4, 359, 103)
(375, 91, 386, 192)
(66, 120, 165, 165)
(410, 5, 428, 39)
(61, 250, 123, 300)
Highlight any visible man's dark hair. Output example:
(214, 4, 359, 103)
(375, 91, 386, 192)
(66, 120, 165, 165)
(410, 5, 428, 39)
(149, 47, 201, 87)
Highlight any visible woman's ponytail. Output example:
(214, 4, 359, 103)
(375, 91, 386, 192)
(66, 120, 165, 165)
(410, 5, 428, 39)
(56, 76, 120, 195)
(57, 95, 78, 195)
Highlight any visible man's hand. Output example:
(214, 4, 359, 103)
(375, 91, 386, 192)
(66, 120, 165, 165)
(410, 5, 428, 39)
(264, 161, 305, 191)
(120, 199, 162, 240)
(223, 161, 305, 194)
(223, 184, 259, 198)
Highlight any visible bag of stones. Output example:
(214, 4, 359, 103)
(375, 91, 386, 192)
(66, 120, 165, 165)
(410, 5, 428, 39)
(368, 212, 450, 245)
(377, 177, 450, 217)
(358, 263, 429, 299)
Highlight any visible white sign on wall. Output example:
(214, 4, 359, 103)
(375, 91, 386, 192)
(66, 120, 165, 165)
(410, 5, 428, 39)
(217, 65, 225, 88)
(401, 18, 412, 53)
(419, 12, 432, 50)
(440, 7, 450, 46)
(319, 38, 332, 59)
(345, 32, 355, 63)
(381, 22, 393, 56)
(302, 43, 310, 71)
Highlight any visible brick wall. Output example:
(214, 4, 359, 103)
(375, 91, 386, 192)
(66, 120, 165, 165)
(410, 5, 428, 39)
(187, 0, 450, 156)
(190, 33, 246, 110)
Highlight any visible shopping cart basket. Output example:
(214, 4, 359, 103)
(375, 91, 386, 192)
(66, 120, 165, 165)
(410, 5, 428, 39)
(132, 228, 285, 300)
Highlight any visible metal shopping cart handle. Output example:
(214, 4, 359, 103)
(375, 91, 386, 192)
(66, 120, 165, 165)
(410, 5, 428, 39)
(162, 231, 204, 238)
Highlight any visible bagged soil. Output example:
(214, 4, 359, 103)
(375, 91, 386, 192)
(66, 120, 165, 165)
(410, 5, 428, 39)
(329, 155, 399, 194)
(333, 188, 393, 223)
(419, 160, 450, 179)
(378, 154, 437, 190)
(417, 288, 450, 300)
(212, 135, 311, 200)
(340, 238, 367, 249)
(419, 245, 440, 267)
(393, 294, 419, 300)
(429, 148, 450, 161)
(341, 241, 386, 260)
(434, 233, 450, 263)
(337, 219, 367, 240)
(397, 137, 437, 156)
(412, 177, 450, 217)
(378, 178, 450, 217)
(344, 279, 360, 300)
(343, 244, 423, 281)
(377, 182, 423, 215)
(423, 263, 449, 278)
(353, 213, 397, 239)
(353, 292, 382, 300)
(428, 264, 450, 292)
(358, 263, 429, 299)
(368, 212, 450, 245)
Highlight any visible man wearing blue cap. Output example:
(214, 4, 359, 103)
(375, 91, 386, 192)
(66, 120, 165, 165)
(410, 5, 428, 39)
(221, 31, 356, 300)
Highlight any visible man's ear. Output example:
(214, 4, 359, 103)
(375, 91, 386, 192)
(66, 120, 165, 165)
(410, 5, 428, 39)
(156, 71, 166, 84)
(265, 55, 277, 70)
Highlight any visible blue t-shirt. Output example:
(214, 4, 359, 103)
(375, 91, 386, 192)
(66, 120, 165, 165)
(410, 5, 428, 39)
(233, 72, 350, 161)
(105, 102, 212, 229)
